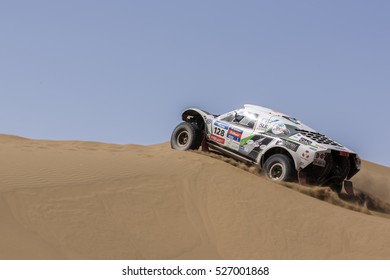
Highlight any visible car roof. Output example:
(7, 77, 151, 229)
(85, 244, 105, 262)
(243, 104, 316, 132)
(244, 104, 286, 116)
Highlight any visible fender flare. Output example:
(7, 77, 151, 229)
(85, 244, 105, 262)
(259, 146, 299, 171)
(181, 108, 212, 129)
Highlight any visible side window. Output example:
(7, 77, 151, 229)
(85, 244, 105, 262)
(232, 110, 258, 129)
(220, 113, 235, 123)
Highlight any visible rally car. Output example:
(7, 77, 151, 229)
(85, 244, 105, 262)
(171, 104, 361, 195)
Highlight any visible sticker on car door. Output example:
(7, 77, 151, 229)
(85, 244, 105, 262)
(211, 121, 229, 145)
(225, 127, 243, 150)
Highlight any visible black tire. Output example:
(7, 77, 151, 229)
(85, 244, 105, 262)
(262, 154, 294, 182)
(328, 156, 351, 185)
(171, 122, 202, 151)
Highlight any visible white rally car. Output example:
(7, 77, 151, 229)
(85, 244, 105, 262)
(171, 104, 361, 195)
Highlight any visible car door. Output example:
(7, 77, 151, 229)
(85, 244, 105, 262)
(214, 109, 260, 160)
(210, 110, 253, 152)
(237, 111, 275, 161)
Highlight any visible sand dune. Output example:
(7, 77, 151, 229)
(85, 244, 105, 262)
(0, 134, 390, 259)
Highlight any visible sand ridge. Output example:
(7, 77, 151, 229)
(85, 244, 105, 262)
(0, 134, 390, 259)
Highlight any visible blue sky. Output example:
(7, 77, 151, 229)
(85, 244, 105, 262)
(1, 1, 389, 166)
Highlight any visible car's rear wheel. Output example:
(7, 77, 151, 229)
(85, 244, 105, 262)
(171, 122, 202, 151)
(263, 154, 294, 182)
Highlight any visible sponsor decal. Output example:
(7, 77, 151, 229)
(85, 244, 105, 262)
(257, 118, 270, 129)
(227, 127, 243, 142)
(271, 123, 287, 135)
(282, 139, 300, 152)
(248, 140, 259, 146)
(206, 118, 212, 124)
(298, 137, 313, 146)
(288, 134, 301, 141)
(226, 138, 240, 151)
(239, 146, 249, 153)
(210, 134, 225, 145)
(213, 127, 226, 137)
(239, 136, 272, 156)
(240, 139, 258, 154)
(214, 121, 229, 130)
(301, 150, 310, 160)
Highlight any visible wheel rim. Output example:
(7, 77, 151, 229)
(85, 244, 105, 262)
(269, 163, 285, 180)
(177, 131, 189, 147)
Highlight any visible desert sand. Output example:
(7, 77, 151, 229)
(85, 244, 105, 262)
(0, 134, 390, 260)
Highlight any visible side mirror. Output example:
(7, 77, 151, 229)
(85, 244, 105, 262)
(232, 111, 238, 122)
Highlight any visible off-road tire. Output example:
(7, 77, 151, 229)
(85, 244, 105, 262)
(263, 154, 294, 182)
(171, 122, 202, 151)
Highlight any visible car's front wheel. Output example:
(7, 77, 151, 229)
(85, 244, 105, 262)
(171, 122, 202, 151)
(263, 154, 294, 182)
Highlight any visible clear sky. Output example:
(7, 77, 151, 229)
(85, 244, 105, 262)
(1, 1, 389, 166)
